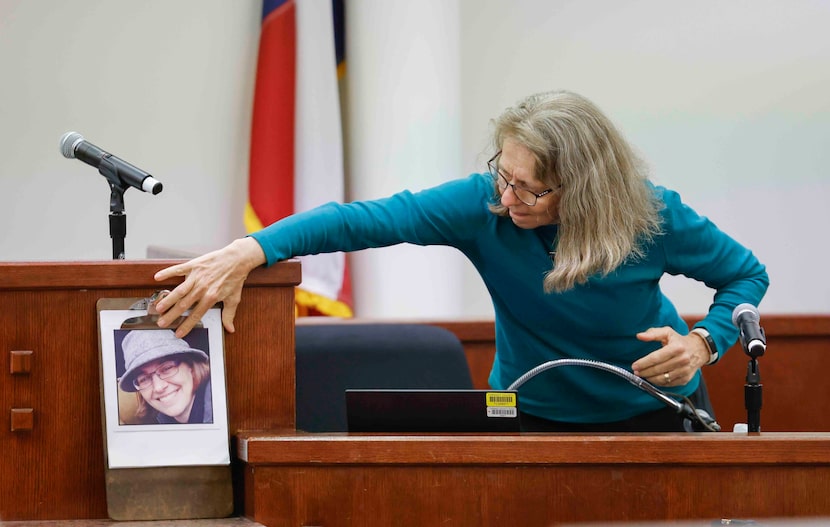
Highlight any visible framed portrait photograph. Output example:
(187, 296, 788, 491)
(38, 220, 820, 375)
(98, 304, 230, 469)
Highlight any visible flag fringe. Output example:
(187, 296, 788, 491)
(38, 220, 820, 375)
(295, 287, 353, 318)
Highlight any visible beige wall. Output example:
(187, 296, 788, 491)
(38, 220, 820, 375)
(1, 0, 827, 316)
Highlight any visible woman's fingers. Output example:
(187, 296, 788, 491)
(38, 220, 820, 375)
(152, 239, 265, 337)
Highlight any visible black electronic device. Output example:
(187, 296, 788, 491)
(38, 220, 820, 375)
(345, 389, 521, 433)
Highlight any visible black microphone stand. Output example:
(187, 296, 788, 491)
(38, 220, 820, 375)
(99, 158, 128, 260)
(743, 339, 764, 433)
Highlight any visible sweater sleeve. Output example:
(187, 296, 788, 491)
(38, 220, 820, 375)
(250, 174, 494, 265)
(659, 187, 769, 359)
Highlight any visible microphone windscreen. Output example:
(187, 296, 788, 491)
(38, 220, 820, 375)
(732, 303, 760, 326)
(60, 131, 83, 159)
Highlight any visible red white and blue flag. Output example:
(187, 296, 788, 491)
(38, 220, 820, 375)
(245, 0, 353, 317)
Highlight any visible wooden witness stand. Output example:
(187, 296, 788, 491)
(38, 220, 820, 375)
(0, 260, 300, 523)
(3, 260, 830, 525)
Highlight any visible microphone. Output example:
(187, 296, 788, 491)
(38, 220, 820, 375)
(732, 303, 766, 357)
(60, 131, 163, 195)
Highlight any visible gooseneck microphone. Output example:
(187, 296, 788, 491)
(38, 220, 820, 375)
(732, 303, 766, 358)
(508, 358, 721, 432)
(60, 131, 163, 194)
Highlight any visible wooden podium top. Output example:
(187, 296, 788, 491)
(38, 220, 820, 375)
(237, 430, 830, 465)
(0, 259, 301, 290)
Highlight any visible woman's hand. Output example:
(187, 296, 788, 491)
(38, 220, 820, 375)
(632, 326, 710, 387)
(153, 237, 267, 338)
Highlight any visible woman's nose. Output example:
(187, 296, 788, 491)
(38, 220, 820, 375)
(501, 184, 519, 206)
(151, 373, 168, 391)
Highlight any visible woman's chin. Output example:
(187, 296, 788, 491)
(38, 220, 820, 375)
(510, 209, 558, 228)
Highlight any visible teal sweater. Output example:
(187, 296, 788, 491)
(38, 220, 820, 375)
(252, 173, 768, 423)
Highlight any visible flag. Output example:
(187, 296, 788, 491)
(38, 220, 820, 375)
(245, 0, 353, 317)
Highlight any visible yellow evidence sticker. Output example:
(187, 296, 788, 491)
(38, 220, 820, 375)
(486, 392, 517, 407)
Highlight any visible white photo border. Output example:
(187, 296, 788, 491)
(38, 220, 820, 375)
(99, 307, 230, 468)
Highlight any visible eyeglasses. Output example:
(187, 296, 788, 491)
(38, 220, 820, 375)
(133, 360, 181, 390)
(487, 151, 557, 207)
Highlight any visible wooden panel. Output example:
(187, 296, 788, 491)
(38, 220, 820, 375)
(1, 288, 115, 519)
(239, 431, 830, 465)
(0, 520, 265, 527)
(0, 260, 300, 521)
(694, 315, 830, 432)
(246, 465, 830, 526)
(237, 431, 830, 526)
(224, 283, 298, 432)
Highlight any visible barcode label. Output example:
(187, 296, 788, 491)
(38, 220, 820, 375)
(486, 392, 517, 407)
(487, 407, 518, 418)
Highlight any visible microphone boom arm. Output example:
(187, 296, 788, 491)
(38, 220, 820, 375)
(507, 358, 720, 432)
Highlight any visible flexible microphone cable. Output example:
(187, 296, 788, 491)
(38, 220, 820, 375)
(508, 358, 721, 432)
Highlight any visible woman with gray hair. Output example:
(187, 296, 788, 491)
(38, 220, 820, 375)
(153, 90, 767, 432)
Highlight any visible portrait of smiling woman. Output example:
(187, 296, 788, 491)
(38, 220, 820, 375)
(117, 329, 213, 425)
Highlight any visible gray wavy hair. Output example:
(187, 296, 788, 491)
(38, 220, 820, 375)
(489, 90, 663, 292)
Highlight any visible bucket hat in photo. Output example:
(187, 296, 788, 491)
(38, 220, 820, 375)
(119, 329, 209, 392)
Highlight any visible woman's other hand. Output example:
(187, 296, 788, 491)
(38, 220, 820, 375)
(632, 326, 709, 387)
